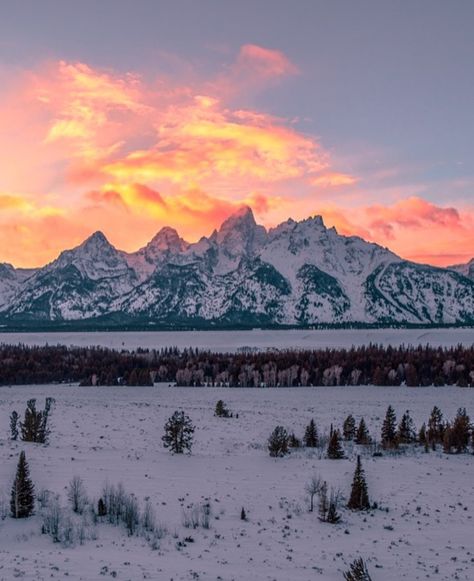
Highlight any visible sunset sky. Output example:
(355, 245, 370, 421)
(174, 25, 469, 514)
(0, 0, 473, 268)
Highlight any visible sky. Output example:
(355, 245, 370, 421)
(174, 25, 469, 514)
(0, 0, 473, 268)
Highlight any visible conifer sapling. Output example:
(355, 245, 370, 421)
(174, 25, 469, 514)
(347, 455, 370, 511)
(327, 429, 344, 459)
(303, 419, 318, 447)
(10, 451, 35, 518)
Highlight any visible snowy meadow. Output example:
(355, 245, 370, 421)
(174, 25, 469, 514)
(1, 384, 474, 581)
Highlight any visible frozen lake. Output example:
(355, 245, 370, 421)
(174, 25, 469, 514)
(0, 327, 473, 351)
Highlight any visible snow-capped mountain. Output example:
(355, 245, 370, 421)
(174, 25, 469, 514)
(4, 232, 138, 320)
(0, 263, 37, 310)
(448, 258, 474, 281)
(1, 208, 473, 326)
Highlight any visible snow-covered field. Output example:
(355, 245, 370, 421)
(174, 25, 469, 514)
(1, 384, 474, 580)
(1, 327, 473, 351)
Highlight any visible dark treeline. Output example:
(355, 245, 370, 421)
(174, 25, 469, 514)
(1, 343, 474, 387)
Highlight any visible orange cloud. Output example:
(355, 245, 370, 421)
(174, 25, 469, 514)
(0, 50, 470, 270)
(234, 44, 299, 79)
(311, 172, 357, 188)
(315, 197, 474, 266)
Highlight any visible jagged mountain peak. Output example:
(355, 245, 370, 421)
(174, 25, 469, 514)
(48, 230, 133, 283)
(205, 206, 267, 272)
(218, 205, 256, 231)
(1, 210, 473, 325)
(147, 226, 189, 253)
(81, 230, 111, 248)
(60, 231, 119, 263)
(215, 205, 266, 244)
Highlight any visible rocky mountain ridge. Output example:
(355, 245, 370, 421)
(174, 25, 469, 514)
(1, 207, 473, 326)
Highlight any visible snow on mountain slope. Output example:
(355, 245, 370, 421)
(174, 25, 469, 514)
(0, 263, 36, 309)
(448, 258, 474, 281)
(123, 227, 190, 281)
(1, 208, 473, 324)
(5, 232, 138, 320)
(259, 215, 401, 322)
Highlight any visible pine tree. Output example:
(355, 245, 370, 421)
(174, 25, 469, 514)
(162, 411, 195, 454)
(344, 557, 372, 581)
(215, 400, 230, 418)
(10, 451, 35, 518)
(303, 419, 318, 447)
(397, 410, 416, 444)
(9, 411, 19, 440)
(288, 432, 301, 448)
(343, 415, 356, 441)
(240, 507, 247, 521)
(443, 423, 453, 453)
(418, 422, 427, 445)
(427, 406, 444, 447)
(326, 489, 341, 524)
(381, 405, 398, 449)
(450, 408, 471, 453)
(268, 426, 289, 457)
(347, 455, 370, 510)
(20, 399, 42, 442)
(327, 430, 344, 459)
(355, 418, 370, 445)
(98, 498, 107, 517)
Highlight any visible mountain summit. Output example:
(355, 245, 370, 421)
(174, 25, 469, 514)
(1, 209, 473, 326)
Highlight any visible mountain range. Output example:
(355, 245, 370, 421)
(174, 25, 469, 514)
(1, 207, 473, 328)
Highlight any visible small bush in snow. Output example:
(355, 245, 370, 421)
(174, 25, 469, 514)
(344, 557, 372, 580)
(215, 400, 231, 418)
(182, 501, 212, 529)
(123, 494, 140, 536)
(142, 499, 156, 532)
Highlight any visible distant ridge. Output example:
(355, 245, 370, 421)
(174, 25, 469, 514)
(1, 207, 473, 327)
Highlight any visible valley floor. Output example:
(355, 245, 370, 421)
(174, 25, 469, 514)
(0, 385, 474, 580)
(0, 326, 473, 351)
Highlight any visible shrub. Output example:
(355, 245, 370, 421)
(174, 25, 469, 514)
(268, 426, 289, 457)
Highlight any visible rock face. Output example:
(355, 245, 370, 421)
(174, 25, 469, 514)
(1, 208, 473, 325)
(449, 258, 474, 281)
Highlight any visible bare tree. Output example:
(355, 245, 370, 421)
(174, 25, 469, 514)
(305, 475, 322, 512)
(67, 476, 88, 514)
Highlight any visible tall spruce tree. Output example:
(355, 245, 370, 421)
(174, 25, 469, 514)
(381, 405, 398, 449)
(347, 455, 370, 510)
(343, 415, 356, 441)
(162, 411, 195, 454)
(397, 410, 416, 444)
(355, 418, 370, 445)
(327, 430, 344, 459)
(10, 451, 35, 518)
(303, 419, 319, 447)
